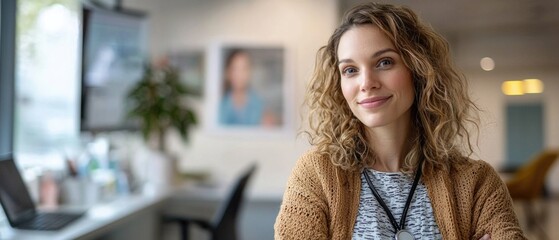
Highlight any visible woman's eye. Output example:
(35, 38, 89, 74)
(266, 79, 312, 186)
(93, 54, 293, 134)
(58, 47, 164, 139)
(342, 67, 358, 76)
(377, 58, 393, 69)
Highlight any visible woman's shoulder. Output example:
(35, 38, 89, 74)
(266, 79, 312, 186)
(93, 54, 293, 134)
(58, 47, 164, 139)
(452, 157, 492, 169)
(292, 149, 353, 178)
(452, 157, 497, 174)
(295, 149, 336, 171)
(447, 157, 503, 186)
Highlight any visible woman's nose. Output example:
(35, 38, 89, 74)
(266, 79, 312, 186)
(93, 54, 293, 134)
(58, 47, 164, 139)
(360, 70, 380, 91)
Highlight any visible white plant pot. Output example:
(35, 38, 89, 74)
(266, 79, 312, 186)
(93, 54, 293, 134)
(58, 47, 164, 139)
(149, 150, 174, 187)
(134, 149, 179, 192)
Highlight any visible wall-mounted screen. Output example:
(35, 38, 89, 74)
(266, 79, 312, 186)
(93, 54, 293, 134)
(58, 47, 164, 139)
(80, 6, 148, 132)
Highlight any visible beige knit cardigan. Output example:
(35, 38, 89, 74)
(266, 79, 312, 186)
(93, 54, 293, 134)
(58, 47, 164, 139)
(274, 150, 526, 239)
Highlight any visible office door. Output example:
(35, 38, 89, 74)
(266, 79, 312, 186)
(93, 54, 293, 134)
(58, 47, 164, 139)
(505, 103, 544, 169)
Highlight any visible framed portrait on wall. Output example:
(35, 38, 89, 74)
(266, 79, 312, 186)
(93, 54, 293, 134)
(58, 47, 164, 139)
(206, 42, 293, 136)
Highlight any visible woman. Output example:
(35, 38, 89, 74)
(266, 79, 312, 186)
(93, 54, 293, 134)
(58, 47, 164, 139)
(219, 49, 265, 126)
(275, 3, 525, 240)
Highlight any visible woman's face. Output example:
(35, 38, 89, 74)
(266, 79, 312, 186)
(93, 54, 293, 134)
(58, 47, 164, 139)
(337, 24, 414, 129)
(226, 52, 252, 91)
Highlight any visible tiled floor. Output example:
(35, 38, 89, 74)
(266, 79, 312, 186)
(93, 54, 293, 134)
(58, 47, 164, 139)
(513, 197, 559, 240)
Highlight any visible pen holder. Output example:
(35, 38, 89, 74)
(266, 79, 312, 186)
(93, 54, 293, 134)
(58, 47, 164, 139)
(61, 178, 101, 206)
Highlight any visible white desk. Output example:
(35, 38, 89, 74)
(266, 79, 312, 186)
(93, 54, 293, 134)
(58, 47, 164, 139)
(0, 187, 174, 240)
(0, 181, 230, 240)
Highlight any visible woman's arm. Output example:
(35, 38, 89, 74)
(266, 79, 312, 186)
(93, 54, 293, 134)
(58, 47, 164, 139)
(472, 162, 526, 239)
(274, 154, 329, 239)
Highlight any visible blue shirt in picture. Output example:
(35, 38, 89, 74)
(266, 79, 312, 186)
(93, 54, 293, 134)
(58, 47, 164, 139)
(219, 89, 263, 126)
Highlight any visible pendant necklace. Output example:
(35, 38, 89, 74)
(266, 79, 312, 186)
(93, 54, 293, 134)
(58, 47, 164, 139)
(362, 158, 424, 240)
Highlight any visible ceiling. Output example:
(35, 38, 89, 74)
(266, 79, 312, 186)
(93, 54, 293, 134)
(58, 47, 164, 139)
(340, 0, 559, 72)
(341, 0, 559, 32)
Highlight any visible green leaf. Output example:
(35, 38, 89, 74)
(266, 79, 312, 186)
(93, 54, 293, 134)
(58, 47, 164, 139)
(125, 63, 198, 143)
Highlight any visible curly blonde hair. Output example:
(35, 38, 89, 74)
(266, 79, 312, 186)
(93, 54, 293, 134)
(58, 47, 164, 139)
(304, 2, 480, 174)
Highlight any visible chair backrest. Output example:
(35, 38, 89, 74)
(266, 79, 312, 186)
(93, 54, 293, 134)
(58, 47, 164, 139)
(506, 150, 559, 200)
(211, 163, 257, 240)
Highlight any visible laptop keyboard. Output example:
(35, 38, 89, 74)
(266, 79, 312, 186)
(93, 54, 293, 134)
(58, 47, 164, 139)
(17, 212, 83, 231)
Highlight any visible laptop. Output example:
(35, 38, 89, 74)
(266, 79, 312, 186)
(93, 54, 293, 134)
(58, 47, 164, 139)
(0, 154, 84, 231)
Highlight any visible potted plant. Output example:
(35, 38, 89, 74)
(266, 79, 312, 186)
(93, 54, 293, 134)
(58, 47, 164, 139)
(126, 58, 197, 184)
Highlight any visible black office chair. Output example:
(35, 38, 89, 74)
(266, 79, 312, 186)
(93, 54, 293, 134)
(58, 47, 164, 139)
(163, 164, 257, 240)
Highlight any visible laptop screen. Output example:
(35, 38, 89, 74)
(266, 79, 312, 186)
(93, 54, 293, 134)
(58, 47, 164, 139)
(0, 155, 36, 223)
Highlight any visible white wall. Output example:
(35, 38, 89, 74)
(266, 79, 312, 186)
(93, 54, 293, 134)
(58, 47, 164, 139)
(467, 70, 559, 194)
(125, 0, 339, 199)
(124, 0, 559, 197)
(455, 28, 559, 193)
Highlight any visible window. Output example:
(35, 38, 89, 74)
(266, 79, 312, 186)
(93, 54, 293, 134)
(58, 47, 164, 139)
(14, 0, 80, 167)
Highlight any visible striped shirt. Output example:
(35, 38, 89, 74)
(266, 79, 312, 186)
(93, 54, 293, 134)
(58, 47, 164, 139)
(352, 169, 442, 239)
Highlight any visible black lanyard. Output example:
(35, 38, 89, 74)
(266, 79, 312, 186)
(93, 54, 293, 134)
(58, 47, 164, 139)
(362, 159, 423, 233)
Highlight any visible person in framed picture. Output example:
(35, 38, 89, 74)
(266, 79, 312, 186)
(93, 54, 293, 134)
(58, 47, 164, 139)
(219, 49, 277, 126)
(275, 2, 526, 240)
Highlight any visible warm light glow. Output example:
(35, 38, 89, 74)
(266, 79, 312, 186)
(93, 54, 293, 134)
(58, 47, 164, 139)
(501, 79, 544, 95)
(523, 79, 544, 94)
(480, 57, 495, 71)
(502, 81, 524, 95)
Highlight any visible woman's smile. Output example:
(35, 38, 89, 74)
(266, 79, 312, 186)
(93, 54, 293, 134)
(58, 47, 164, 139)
(357, 96, 392, 109)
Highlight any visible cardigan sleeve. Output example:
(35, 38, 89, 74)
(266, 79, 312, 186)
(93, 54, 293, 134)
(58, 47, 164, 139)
(472, 161, 527, 239)
(274, 153, 329, 240)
